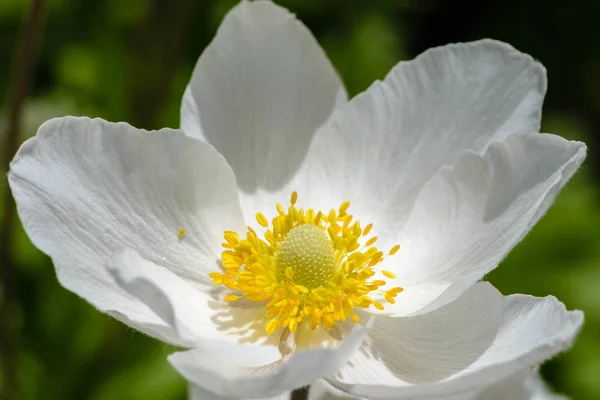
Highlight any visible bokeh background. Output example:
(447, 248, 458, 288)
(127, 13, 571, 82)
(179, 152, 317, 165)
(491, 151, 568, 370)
(1, 0, 599, 398)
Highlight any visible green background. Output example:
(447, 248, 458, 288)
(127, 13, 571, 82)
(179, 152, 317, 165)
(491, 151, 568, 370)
(1, 0, 599, 398)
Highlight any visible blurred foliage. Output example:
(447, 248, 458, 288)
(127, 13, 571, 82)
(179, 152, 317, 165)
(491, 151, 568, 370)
(1, 0, 600, 399)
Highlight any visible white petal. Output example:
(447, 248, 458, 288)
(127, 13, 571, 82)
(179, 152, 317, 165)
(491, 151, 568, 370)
(312, 369, 567, 400)
(311, 369, 567, 400)
(328, 282, 582, 399)
(308, 368, 568, 400)
(9, 116, 245, 344)
(169, 323, 371, 399)
(106, 248, 277, 348)
(180, 0, 346, 218)
(189, 385, 291, 400)
(475, 369, 568, 400)
(292, 39, 547, 237)
(308, 380, 356, 400)
(381, 132, 585, 315)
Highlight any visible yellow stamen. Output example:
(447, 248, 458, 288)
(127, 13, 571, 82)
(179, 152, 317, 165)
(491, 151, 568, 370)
(178, 228, 186, 239)
(339, 201, 351, 215)
(365, 236, 378, 246)
(266, 319, 279, 335)
(289, 317, 298, 332)
(256, 213, 269, 228)
(382, 270, 396, 279)
(209, 192, 402, 335)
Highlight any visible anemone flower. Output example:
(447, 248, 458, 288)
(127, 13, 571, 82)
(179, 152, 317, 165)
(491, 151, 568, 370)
(9, 1, 585, 399)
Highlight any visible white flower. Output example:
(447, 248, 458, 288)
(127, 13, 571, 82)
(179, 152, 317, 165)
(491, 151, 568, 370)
(9, 1, 585, 399)
(307, 369, 569, 400)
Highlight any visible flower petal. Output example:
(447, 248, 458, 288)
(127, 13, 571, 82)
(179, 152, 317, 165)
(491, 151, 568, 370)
(309, 380, 355, 400)
(292, 39, 546, 236)
(312, 369, 567, 400)
(106, 248, 277, 348)
(382, 132, 585, 315)
(180, 0, 346, 217)
(475, 369, 568, 400)
(327, 282, 582, 399)
(168, 322, 371, 398)
(9, 116, 245, 344)
(189, 385, 291, 400)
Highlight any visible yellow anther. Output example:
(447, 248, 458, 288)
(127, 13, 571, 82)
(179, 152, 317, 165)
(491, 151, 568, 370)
(289, 318, 298, 332)
(315, 211, 323, 224)
(224, 234, 238, 246)
(224, 295, 240, 302)
(295, 285, 309, 294)
(323, 314, 335, 327)
(359, 296, 373, 306)
(276, 203, 285, 215)
(373, 301, 385, 310)
(222, 260, 239, 269)
(382, 270, 396, 279)
(356, 285, 370, 294)
(389, 244, 401, 255)
(276, 299, 288, 308)
(291, 191, 298, 205)
(327, 209, 336, 223)
(266, 319, 279, 335)
(256, 213, 269, 228)
(352, 314, 360, 323)
(339, 201, 350, 215)
(365, 236, 378, 246)
(178, 228, 186, 239)
(363, 223, 372, 236)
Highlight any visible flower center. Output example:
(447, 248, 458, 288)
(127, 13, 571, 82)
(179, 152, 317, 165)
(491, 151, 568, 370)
(209, 192, 403, 336)
(275, 224, 336, 289)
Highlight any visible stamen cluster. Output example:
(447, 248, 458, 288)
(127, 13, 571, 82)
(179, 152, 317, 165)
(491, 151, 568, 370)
(209, 192, 402, 335)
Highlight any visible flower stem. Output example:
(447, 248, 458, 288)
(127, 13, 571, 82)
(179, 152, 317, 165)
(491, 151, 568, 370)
(291, 386, 310, 400)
